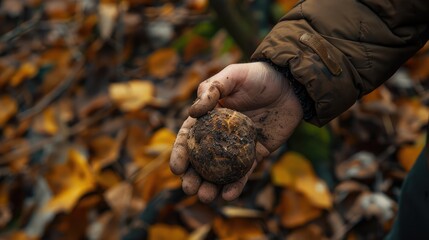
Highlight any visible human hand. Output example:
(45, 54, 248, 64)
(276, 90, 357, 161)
(170, 62, 304, 202)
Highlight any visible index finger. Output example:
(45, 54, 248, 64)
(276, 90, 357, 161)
(170, 117, 196, 175)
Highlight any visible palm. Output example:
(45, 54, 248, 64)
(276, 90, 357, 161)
(170, 62, 303, 202)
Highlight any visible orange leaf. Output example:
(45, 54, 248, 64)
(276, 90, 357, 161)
(148, 224, 189, 240)
(0, 95, 17, 127)
(89, 135, 121, 171)
(32, 106, 59, 135)
(108, 80, 155, 111)
(398, 133, 426, 171)
(295, 176, 332, 209)
(213, 217, 264, 239)
(173, 67, 203, 102)
(147, 48, 179, 78)
(276, 189, 322, 228)
(9, 62, 37, 87)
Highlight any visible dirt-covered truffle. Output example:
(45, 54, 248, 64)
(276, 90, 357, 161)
(187, 108, 257, 185)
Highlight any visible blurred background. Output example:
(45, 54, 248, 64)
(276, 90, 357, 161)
(0, 0, 428, 239)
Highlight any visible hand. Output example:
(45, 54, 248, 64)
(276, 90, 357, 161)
(170, 62, 304, 202)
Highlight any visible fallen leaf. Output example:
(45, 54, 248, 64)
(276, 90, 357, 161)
(104, 182, 132, 215)
(189, 224, 211, 240)
(0, 95, 17, 127)
(89, 134, 121, 171)
(147, 48, 179, 79)
(145, 127, 176, 155)
(221, 206, 263, 218)
(32, 106, 59, 135)
(9, 62, 38, 87)
(398, 133, 426, 171)
(108, 80, 155, 112)
(272, 151, 332, 209)
(213, 216, 265, 239)
(98, 3, 118, 39)
(44, 148, 95, 213)
(287, 224, 326, 240)
(148, 224, 189, 240)
(336, 152, 378, 181)
(276, 189, 322, 228)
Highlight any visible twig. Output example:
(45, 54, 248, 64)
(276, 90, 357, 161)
(0, 12, 42, 43)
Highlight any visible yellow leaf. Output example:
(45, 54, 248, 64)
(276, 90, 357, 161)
(138, 160, 181, 202)
(109, 80, 155, 111)
(32, 106, 59, 135)
(271, 152, 315, 187)
(0, 95, 17, 127)
(213, 217, 264, 239)
(147, 48, 179, 78)
(148, 224, 189, 240)
(398, 133, 426, 171)
(220, 206, 263, 218)
(295, 176, 332, 209)
(276, 189, 322, 228)
(44, 148, 95, 213)
(145, 128, 176, 155)
(9, 62, 37, 87)
(272, 152, 332, 209)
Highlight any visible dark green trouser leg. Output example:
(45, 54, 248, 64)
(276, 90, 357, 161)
(386, 147, 429, 240)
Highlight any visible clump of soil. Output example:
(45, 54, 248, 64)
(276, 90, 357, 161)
(187, 108, 257, 185)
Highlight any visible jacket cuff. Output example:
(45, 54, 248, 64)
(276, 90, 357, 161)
(251, 19, 362, 126)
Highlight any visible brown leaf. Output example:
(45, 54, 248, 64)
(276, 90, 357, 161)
(0, 95, 17, 127)
(89, 134, 121, 171)
(336, 152, 378, 181)
(276, 189, 322, 228)
(147, 48, 179, 79)
(213, 217, 265, 239)
(287, 224, 326, 240)
(104, 182, 132, 215)
(398, 133, 426, 171)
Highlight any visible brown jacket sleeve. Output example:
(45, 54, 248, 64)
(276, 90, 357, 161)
(251, 0, 429, 126)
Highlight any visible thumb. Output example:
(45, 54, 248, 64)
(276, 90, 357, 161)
(188, 65, 245, 118)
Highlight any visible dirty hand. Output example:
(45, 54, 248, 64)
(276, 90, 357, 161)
(170, 62, 304, 202)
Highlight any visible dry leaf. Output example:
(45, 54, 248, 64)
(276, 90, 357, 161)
(148, 224, 189, 240)
(109, 80, 155, 112)
(272, 152, 332, 209)
(138, 161, 181, 202)
(145, 127, 176, 155)
(9, 62, 38, 86)
(147, 48, 179, 78)
(0, 95, 17, 127)
(213, 217, 265, 239)
(32, 106, 59, 135)
(336, 152, 378, 180)
(276, 189, 322, 228)
(221, 206, 263, 218)
(89, 134, 121, 171)
(173, 66, 204, 102)
(44, 148, 95, 213)
(104, 182, 132, 215)
(398, 133, 426, 171)
(98, 3, 118, 39)
(189, 224, 211, 240)
(287, 224, 326, 240)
